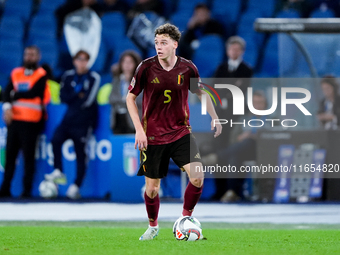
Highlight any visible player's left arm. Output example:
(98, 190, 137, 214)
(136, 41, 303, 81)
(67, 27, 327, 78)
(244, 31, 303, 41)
(195, 89, 222, 138)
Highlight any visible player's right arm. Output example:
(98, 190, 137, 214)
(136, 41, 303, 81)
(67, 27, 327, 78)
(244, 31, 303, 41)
(126, 92, 147, 150)
(126, 61, 148, 151)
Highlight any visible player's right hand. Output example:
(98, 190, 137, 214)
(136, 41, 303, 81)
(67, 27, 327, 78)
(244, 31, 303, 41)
(212, 120, 222, 138)
(135, 129, 148, 151)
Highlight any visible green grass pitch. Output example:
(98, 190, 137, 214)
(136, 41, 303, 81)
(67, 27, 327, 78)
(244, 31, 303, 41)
(0, 221, 339, 255)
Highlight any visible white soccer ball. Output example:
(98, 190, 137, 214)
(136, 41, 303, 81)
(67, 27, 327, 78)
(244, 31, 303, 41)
(173, 216, 202, 241)
(39, 180, 58, 198)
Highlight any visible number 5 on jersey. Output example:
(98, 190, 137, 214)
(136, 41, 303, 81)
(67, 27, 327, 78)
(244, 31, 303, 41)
(164, 90, 171, 103)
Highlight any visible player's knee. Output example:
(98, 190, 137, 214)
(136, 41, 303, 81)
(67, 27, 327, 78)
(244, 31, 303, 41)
(190, 177, 204, 188)
(145, 185, 160, 199)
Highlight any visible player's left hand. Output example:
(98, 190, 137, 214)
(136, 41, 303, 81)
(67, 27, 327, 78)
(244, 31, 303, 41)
(211, 120, 222, 138)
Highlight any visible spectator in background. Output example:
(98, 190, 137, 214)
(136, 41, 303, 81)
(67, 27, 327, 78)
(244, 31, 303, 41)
(219, 91, 268, 202)
(317, 75, 340, 130)
(127, 0, 163, 19)
(0, 46, 49, 198)
(99, 0, 130, 15)
(109, 50, 142, 134)
(211, 36, 253, 200)
(55, 0, 101, 38)
(202, 91, 268, 202)
(44, 50, 100, 199)
(179, 3, 225, 59)
(215, 36, 253, 80)
(41, 64, 61, 104)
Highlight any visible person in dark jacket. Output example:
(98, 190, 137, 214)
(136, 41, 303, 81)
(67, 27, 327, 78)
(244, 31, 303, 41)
(317, 75, 340, 130)
(179, 3, 225, 59)
(100, 0, 129, 15)
(211, 36, 253, 201)
(44, 50, 100, 199)
(127, 0, 164, 19)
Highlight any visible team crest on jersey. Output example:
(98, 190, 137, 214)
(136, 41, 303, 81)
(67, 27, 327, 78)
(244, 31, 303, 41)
(177, 74, 184, 86)
(130, 77, 136, 88)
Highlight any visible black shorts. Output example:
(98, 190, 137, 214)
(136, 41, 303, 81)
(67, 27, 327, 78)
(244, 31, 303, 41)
(137, 133, 201, 179)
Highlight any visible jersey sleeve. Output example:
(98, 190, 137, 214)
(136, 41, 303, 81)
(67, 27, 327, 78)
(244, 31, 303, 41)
(188, 61, 203, 93)
(128, 62, 145, 96)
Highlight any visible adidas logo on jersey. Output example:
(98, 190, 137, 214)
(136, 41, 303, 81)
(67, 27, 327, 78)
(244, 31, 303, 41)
(151, 77, 160, 83)
(194, 153, 201, 159)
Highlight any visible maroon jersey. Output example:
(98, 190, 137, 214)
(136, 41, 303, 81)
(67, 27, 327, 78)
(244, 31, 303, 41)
(128, 56, 201, 145)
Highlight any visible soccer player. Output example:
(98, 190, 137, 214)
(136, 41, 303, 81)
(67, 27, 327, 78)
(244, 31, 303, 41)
(126, 23, 222, 240)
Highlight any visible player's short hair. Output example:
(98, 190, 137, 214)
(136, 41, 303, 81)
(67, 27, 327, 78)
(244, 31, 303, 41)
(154, 23, 181, 43)
(321, 75, 339, 95)
(73, 50, 90, 61)
(25, 45, 41, 56)
(226, 36, 246, 51)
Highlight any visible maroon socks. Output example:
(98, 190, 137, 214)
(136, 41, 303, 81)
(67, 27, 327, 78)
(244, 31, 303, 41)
(144, 182, 202, 225)
(182, 182, 203, 216)
(144, 192, 160, 227)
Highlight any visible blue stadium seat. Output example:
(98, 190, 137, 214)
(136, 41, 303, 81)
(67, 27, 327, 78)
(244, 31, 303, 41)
(192, 35, 224, 78)
(101, 12, 127, 49)
(247, 0, 276, 17)
(242, 37, 259, 68)
(92, 41, 109, 74)
(332, 53, 340, 77)
(259, 34, 279, 77)
(170, 11, 191, 33)
(176, 0, 207, 15)
(27, 14, 57, 44)
(32, 40, 59, 70)
(100, 73, 112, 86)
(123, 0, 135, 7)
(160, 0, 176, 18)
(38, 0, 66, 14)
(277, 33, 298, 77)
(0, 73, 9, 89)
(111, 36, 142, 64)
(276, 9, 301, 18)
(0, 16, 25, 40)
(237, 11, 266, 48)
(211, 0, 241, 25)
(295, 35, 335, 77)
(146, 47, 157, 59)
(3, 0, 33, 22)
(0, 40, 23, 77)
(55, 35, 74, 76)
(310, 8, 335, 18)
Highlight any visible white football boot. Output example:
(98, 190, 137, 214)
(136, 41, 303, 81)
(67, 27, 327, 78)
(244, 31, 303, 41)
(139, 225, 159, 240)
(66, 184, 81, 200)
(44, 169, 67, 185)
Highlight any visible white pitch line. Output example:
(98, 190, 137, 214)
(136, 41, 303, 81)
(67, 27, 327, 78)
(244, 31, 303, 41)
(0, 203, 339, 224)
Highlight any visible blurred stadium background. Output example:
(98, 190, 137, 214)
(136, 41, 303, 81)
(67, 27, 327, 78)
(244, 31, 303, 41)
(0, 1, 339, 254)
(0, 0, 339, 234)
(2, 0, 340, 85)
